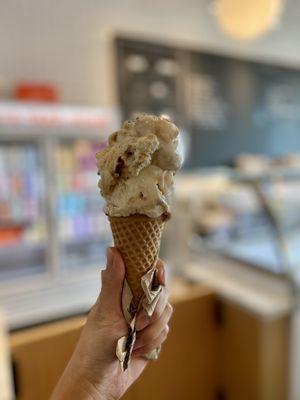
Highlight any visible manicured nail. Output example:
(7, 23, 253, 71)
(106, 247, 115, 267)
(156, 267, 165, 286)
(160, 268, 166, 285)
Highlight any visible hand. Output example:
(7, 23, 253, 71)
(51, 247, 173, 400)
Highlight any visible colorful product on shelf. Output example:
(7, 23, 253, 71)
(14, 82, 58, 102)
(0, 144, 45, 246)
(56, 139, 109, 242)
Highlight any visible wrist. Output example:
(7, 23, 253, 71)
(51, 359, 108, 400)
(67, 353, 119, 400)
(74, 377, 112, 400)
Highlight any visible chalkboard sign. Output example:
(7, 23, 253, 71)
(116, 37, 300, 168)
(116, 38, 181, 124)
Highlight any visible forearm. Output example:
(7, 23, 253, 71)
(50, 360, 109, 400)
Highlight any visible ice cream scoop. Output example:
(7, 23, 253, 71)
(96, 114, 181, 218)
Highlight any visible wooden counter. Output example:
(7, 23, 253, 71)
(10, 280, 290, 400)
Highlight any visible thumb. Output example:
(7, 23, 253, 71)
(97, 247, 125, 315)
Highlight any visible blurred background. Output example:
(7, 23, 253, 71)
(0, 0, 300, 399)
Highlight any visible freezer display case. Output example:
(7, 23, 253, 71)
(56, 138, 111, 270)
(0, 141, 47, 280)
(0, 102, 119, 328)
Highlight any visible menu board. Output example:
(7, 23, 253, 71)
(116, 38, 181, 124)
(116, 37, 300, 167)
(187, 52, 300, 167)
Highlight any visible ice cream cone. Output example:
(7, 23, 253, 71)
(109, 213, 168, 315)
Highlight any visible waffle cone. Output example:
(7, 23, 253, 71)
(109, 214, 167, 315)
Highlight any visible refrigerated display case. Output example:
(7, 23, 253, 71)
(55, 138, 111, 270)
(0, 102, 119, 329)
(0, 141, 47, 281)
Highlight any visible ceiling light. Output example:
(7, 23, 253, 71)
(214, 0, 285, 41)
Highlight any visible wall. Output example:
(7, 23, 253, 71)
(0, 0, 299, 106)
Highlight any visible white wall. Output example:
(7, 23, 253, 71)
(0, 0, 300, 106)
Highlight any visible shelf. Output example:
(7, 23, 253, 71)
(0, 241, 46, 255)
(0, 242, 47, 282)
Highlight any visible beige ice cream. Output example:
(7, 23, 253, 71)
(96, 115, 181, 218)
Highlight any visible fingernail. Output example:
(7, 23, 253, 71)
(133, 339, 142, 350)
(106, 247, 115, 267)
(160, 268, 166, 285)
(155, 268, 165, 286)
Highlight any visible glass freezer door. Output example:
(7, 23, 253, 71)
(0, 141, 47, 280)
(56, 138, 111, 271)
